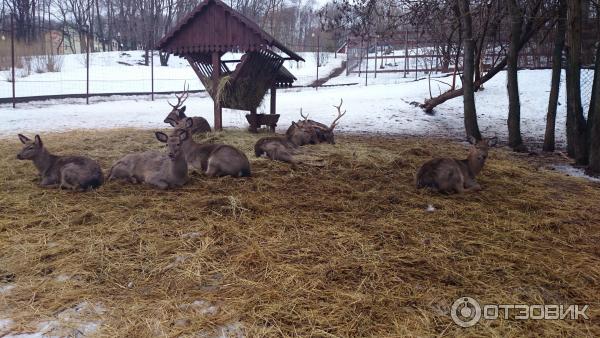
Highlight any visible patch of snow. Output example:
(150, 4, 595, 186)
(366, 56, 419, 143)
(1, 302, 105, 338)
(181, 232, 203, 239)
(552, 164, 600, 183)
(0, 284, 15, 294)
(55, 274, 70, 282)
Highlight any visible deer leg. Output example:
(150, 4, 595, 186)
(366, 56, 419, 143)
(463, 182, 482, 192)
(40, 175, 59, 188)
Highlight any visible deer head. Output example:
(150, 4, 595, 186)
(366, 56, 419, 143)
(164, 83, 190, 127)
(17, 134, 44, 160)
(466, 135, 498, 175)
(156, 130, 188, 161)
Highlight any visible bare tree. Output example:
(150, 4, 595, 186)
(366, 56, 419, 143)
(458, 0, 481, 139)
(543, 0, 567, 152)
(506, 0, 525, 151)
(565, 0, 588, 164)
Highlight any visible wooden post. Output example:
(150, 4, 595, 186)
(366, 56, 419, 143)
(212, 51, 222, 130)
(270, 85, 276, 132)
(249, 108, 258, 133)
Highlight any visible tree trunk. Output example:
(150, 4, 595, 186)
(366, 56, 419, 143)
(458, 0, 482, 140)
(507, 0, 525, 150)
(586, 36, 600, 148)
(586, 43, 600, 175)
(543, 1, 567, 152)
(565, 0, 588, 164)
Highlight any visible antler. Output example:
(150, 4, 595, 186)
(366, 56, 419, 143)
(329, 98, 346, 130)
(168, 82, 190, 108)
(300, 108, 309, 122)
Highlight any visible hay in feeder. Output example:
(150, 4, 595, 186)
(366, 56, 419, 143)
(216, 75, 268, 110)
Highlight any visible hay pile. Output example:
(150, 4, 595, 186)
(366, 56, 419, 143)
(1, 129, 599, 336)
(215, 75, 267, 110)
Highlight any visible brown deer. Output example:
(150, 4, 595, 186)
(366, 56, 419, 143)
(254, 136, 298, 168)
(416, 136, 498, 194)
(163, 86, 211, 134)
(107, 130, 189, 189)
(286, 99, 346, 145)
(176, 118, 251, 177)
(16, 134, 103, 191)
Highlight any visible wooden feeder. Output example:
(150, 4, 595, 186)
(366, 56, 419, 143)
(156, 0, 304, 132)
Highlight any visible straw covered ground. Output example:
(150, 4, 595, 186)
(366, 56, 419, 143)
(0, 129, 599, 337)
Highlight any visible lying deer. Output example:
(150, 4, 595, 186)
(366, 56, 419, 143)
(285, 118, 319, 147)
(416, 136, 498, 194)
(107, 130, 189, 189)
(254, 136, 298, 168)
(176, 118, 251, 177)
(17, 134, 103, 191)
(163, 85, 211, 134)
(286, 99, 346, 145)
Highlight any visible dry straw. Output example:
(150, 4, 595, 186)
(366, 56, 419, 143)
(1, 129, 599, 336)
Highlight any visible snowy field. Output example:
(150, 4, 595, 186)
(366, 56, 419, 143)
(0, 67, 570, 148)
(0, 51, 344, 97)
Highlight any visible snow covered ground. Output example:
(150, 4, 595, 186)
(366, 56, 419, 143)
(0, 68, 570, 148)
(0, 51, 344, 98)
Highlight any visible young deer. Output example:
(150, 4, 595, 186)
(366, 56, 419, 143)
(254, 136, 298, 168)
(176, 118, 251, 177)
(416, 136, 498, 194)
(163, 86, 211, 134)
(107, 130, 189, 189)
(16, 134, 103, 191)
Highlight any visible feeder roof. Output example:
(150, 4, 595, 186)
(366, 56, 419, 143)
(156, 0, 304, 62)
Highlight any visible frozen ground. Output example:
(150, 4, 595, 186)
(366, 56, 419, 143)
(0, 68, 569, 147)
(0, 51, 344, 97)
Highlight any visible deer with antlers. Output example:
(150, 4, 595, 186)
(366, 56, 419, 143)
(286, 99, 347, 145)
(163, 84, 211, 135)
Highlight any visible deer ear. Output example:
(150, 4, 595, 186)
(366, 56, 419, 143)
(178, 129, 188, 142)
(34, 135, 43, 147)
(487, 137, 498, 147)
(467, 135, 478, 145)
(178, 106, 187, 118)
(184, 117, 194, 129)
(18, 134, 30, 144)
(155, 132, 168, 143)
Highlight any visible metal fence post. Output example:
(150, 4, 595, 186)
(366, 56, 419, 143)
(151, 49, 154, 101)
(85, 25, 90, 105)
(11, 12, 16, 108)
(365, 39, 369, 86)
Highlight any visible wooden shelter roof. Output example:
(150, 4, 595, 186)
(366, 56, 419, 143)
(156, 0, 304, 62)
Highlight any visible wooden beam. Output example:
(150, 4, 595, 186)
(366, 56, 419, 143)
(270, 86, 276, 132)
(212, 51, 222, 130)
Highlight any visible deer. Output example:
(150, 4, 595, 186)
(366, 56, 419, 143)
(286, 99, 346, 145)
(163, 85, 211, 134)
(107, 130, 189, 189)
(175, 118, 251, 177)
(254, 136, 298, 168)
(415, 136, 498, 194)
(16, 134, 103, 191)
